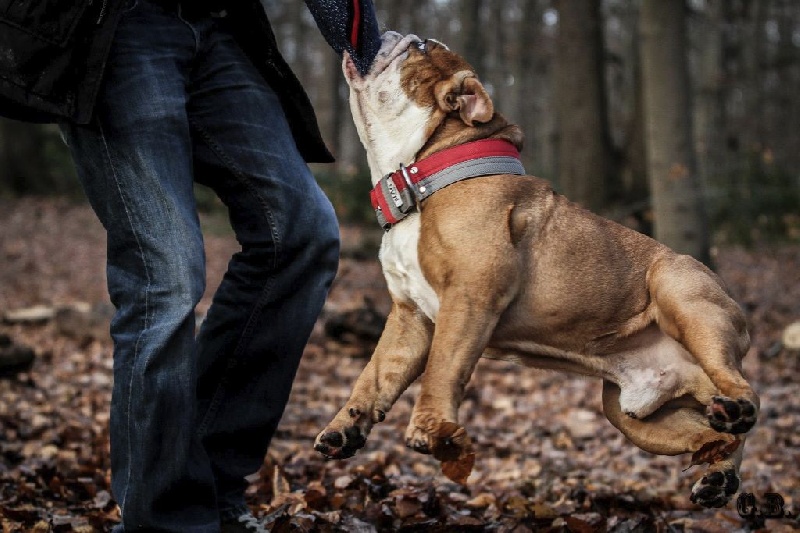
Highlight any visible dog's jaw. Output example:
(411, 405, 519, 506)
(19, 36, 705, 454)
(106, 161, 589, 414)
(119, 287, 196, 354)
(344, 32, 433, 185)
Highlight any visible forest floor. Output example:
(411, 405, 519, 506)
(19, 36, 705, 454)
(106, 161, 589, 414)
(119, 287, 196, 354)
(0, 197, 798, 532)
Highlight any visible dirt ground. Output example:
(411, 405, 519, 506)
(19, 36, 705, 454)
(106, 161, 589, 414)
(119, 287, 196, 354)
(0, 198, 798, 532)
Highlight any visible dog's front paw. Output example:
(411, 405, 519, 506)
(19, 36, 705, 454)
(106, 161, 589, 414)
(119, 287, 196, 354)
(314, 425, 367, 459)
(405, 416, 475, 484)
(404, 414, 448, 456)
(690, 468, 740, 508)
(707, 396, 757, 434)
(405, 425, 433, 455)
(405, 416, 470, 461)
(314, 406, 385, 459)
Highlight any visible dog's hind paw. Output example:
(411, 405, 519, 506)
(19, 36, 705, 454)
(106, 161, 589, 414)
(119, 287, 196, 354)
(690, 468, 740, 508)
(707, 396, 757, 434)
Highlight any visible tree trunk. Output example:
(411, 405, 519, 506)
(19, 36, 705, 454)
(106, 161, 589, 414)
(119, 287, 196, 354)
(516, 0, 548, 176)
(639, 0, 710, 263)
(693, 0, 727, 187)
(620, 6, 649, 207)
(553, 0, 613, 211)
(460, 0, 486, 76)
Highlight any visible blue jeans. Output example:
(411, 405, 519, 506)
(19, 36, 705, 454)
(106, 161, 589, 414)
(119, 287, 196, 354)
(61, 1, 339, 530)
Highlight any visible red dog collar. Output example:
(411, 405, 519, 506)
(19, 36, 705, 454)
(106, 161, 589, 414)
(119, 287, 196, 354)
(370, 139, 525, 229)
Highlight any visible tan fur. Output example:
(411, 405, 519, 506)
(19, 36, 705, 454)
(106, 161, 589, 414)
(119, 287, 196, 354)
(315, 34, 758, 507)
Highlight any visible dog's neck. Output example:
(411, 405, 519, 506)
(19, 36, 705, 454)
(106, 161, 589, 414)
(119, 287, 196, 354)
(363, 114, 524, 186)
(364, 135, 425, 186)
(361, 111, 432, 186)
(362, 113, 523, 186)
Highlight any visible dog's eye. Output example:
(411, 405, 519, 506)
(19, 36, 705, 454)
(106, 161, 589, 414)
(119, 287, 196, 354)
(414, 40, 428, 54)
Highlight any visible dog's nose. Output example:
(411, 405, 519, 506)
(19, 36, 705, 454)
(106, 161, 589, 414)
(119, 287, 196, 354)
(378, 31, 422, 56)
(380, 31, 405, 47)
(378, 31, 404, 56)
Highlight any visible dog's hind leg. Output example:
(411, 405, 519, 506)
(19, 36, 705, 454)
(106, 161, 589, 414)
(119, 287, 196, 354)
(603, 380, 735, 456)
(648, 254, 759, 434)
(603, 381, 743, 508)
(314, 301, 433, 459)
(690, 436, 745, 508)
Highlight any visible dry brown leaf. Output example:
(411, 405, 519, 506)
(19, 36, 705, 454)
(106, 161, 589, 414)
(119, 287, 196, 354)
(689, 438, 741, 468)
(441, 451, 476, 485)
(465, 492, 496, 508)
(394, 497, 422, 518)
(565, 513, 606, 533)
(272, 465, 291, 495)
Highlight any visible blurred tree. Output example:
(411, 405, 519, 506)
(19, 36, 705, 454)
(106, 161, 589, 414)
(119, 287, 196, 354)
(640, 0, 710, 262)
(460, 0, 487, 77)
(0, 0, 797, 242)
(0, 120, 79, 197)
(554, 0, 615, 211)
(693, 0, 727, 187)
(611, 0, 649, 208)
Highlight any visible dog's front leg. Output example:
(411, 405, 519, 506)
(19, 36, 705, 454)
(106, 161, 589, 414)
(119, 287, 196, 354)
(314, 301, 433, 459)
(404, 293, 507, 463)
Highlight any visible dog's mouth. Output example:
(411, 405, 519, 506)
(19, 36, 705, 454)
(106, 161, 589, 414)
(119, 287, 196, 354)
(344, 31, 422, 82)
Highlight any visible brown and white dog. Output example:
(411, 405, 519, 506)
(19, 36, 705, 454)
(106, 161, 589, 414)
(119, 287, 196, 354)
(314, 31, 759, 508)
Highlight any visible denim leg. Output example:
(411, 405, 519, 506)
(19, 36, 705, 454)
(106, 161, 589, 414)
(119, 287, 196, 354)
(62, 2, 219, 531)
(64, 1, 338, 528)
(186, 19, 339, 513)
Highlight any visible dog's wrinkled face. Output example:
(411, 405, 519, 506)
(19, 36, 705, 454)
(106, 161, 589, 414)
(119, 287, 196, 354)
(343, 31, 494, 181)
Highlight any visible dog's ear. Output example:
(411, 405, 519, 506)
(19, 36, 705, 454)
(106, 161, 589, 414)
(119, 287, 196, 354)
(435, 73, 494, 126)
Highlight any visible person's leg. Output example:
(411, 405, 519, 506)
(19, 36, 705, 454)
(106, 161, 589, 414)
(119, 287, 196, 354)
(62, 1, 219, 530)
(185, 13, 340, 518)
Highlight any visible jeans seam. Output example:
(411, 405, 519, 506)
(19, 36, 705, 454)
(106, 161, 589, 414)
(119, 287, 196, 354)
(122, 0, 138, 14)
(188, 119, 281, 266)
(196, 271, 279, 439)
(97, 122, 153, 515)
(190, 119, 280, 437)
(177, 4, 201, 54)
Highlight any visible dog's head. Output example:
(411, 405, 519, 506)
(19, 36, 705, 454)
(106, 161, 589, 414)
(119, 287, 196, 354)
(344, 31, 522, 181)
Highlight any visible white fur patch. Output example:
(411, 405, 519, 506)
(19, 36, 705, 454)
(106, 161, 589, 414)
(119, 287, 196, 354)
(350, 72, 432, 182)
(612, 332, 698, 418)
(346, 32, 441, 320)
(345, 33, 433, 183)
(379, 214, 440, 321)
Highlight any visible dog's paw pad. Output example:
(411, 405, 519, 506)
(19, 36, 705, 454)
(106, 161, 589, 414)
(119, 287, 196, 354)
(314, 426, 366, 459)
(317, 431, 343, 449)
(707, 396, 757, 434)
(690, 468, 740, 508)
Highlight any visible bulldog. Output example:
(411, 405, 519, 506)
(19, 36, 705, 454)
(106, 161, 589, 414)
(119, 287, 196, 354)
(314, 31, 759, 508)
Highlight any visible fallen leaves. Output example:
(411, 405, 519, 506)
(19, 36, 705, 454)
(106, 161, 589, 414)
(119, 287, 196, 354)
(0, 199, 798, 531)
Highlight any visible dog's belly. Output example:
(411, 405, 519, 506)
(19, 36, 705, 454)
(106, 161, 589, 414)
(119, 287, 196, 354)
(379, 214, 440, 320)
(487, 325, 713, 419)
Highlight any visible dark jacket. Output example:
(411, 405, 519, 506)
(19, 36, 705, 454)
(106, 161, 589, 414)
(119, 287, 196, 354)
(0, 0, 379, 163)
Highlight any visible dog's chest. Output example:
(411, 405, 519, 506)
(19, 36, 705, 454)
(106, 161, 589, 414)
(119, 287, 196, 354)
(379, 214, 440, 320)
